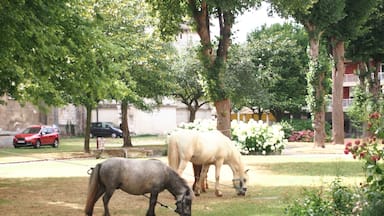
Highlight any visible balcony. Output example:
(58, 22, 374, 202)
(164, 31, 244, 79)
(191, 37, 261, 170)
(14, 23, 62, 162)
(343, 72, 384, 87)
(327, 98, 354, 112)
(343, 74, 359, 86)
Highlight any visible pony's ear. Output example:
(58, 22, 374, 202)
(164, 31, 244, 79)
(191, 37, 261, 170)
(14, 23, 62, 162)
(245, 169, 250, 173)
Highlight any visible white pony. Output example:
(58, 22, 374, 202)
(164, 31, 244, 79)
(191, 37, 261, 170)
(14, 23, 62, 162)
(167, 129, 249, 197)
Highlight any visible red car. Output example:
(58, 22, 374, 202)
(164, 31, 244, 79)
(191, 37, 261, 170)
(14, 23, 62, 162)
(13, 125, 60, 148)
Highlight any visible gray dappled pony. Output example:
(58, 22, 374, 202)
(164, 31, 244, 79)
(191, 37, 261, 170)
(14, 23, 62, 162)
(85, 158, 193, 216)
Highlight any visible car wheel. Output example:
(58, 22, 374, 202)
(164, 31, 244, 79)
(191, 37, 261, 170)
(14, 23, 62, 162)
(111, 133, 117, 138)
(52, 139, 59, 148)
(34, 140, 41, 149)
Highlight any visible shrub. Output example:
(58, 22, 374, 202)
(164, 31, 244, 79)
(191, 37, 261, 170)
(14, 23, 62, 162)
(279, 120, 294, 139)
(343, 111, 384, 215)
(285, 111, 384, 215)
(282, 118, 332, 142)
(231, 119, 286, 155)
(285, 178, 356, 216)
(176, 119, 287, 155)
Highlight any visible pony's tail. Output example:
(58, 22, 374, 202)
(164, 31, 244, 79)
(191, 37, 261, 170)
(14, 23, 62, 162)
(85, 163, 102, 216)
(167, 133, 180, 172)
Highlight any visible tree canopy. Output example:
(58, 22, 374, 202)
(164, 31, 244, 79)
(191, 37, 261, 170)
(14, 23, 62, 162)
(228, 23, 308, 120)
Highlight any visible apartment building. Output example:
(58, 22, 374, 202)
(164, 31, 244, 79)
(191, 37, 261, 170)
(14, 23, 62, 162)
(327, 61, 384, 136)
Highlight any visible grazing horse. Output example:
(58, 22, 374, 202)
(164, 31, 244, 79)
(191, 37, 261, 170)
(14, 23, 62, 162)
(85, 158, 193, 216)
(167, 129, 249, 197)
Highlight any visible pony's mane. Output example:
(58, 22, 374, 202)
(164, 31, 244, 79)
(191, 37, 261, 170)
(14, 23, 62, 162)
(168, 167, 189, 188)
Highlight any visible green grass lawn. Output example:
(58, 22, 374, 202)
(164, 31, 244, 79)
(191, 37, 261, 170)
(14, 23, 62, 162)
(0, 135, 167, 156)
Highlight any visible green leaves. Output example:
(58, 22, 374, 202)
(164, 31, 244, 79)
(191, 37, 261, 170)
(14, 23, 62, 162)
(228, 23, 309, 118)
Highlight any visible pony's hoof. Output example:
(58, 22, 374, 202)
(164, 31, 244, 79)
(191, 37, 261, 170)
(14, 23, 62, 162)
(215, 190, 223, 197)
(194, 189, 201, 196)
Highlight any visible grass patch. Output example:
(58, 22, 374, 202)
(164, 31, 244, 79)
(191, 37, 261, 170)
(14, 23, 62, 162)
(0, 177, 317, 216)
(262, 161, 365, 177)
(0, 136, 166, 158)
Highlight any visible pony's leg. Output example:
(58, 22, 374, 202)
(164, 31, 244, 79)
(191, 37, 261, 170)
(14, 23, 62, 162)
(195, 164, 209, 196)
(176, 159, 189, 176)
(146, 191, 159, 216)
(88, 187, 105, 215)
(102, 188, 115, 216)
(85, 186, 105, 216)
(203, 166, 209, 191)
(214, 161, 224, 197)
(192, 164, 202, 192)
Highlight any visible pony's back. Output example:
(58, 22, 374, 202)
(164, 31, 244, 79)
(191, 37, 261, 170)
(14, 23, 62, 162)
(167, 129, 199, 171)
(195, 130, 238, 160)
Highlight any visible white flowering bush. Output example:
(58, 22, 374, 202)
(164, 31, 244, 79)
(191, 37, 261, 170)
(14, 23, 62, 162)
(231, 119, 287, 155)
(175, 118, 287, 155)
(177, 119, 216, 131)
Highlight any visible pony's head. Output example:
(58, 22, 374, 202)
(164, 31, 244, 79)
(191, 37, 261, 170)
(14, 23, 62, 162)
(232, 169, 249, 196)
(175, 187, 193, 216)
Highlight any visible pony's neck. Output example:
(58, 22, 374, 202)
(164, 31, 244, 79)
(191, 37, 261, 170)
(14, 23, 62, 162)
(228, 153, 245, 178)
(229, 162, 244, 178)
(166, 170, 189, 200)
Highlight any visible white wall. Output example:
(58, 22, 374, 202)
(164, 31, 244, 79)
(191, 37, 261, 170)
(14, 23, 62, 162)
(90, 105, 213, 135)
(130, 106, 177, 135)
(91, 108, 121, 127)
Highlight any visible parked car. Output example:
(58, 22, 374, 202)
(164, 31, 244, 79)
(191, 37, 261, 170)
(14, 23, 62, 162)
(13, 125, 60, 148)
(90, 122, 123, 138)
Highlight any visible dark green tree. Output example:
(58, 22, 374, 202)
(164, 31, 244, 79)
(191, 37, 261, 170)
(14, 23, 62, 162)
(147, 0, 262, 137)
(346, 0, 384, 138)
(269, 0, 345, 147)
(93, 0, 175, 147)
(0, 0, 73, 105)
(228, 23, 308, 121)
(172, 47, 209, 123)
(326, 0, 377, 144)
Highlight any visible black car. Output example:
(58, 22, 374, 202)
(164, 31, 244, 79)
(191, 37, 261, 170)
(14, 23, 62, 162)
(90, 122, 123, 138)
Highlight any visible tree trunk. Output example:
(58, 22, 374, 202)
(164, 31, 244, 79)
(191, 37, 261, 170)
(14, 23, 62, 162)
(331, 39, 345, 144)
(215, 98, 231, 138)
(313, 73, 326, 148)
(189, 1, 233, 139)
(121, 100, 133, 147)
(358, 62, 369, 138)
(371, 61, 381, 109)
(188, 105, 197, 123)
(84, 105, 92, 153)
(308, 35, 326, 148)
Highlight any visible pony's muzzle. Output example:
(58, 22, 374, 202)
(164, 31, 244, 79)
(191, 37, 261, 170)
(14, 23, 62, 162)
(237, 188, 247, 196)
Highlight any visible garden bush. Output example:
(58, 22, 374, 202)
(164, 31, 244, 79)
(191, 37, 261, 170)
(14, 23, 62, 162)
(285, 111, 384, 215)
(281, 118, 331, 142)
(231, 119, 286, 155)
(176, 119, 287, 155)
(285, 178, 356, 216)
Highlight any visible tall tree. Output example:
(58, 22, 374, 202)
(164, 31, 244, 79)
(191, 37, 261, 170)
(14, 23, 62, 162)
(269, 0, 345, 147)
(94, 0, 175, 147)
(172, 47, 209, 122)
(0, 0, 72, 105)
(147, 0, 261, 137)
(326, 0, 377, 144)
(346, 0, 384, 138)
(45, 0, 122, 152)
(228, 23, 309, 121)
